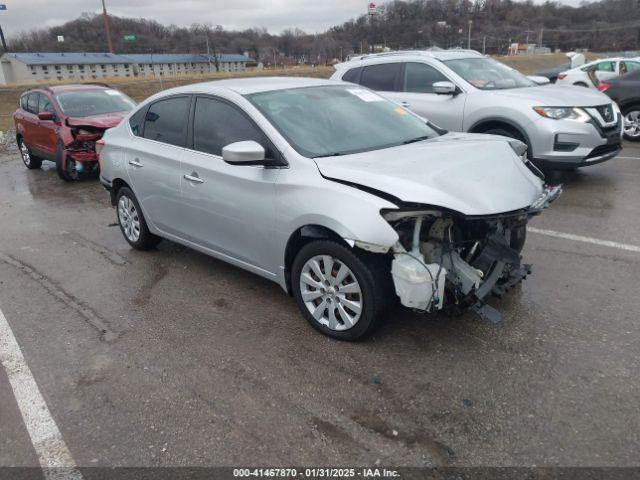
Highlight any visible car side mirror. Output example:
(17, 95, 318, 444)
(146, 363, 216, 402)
(527, 75, 551, 86)
(222, 141, 266, 166)
(432, 81, 458, 95)
(38, 111, 54, 121)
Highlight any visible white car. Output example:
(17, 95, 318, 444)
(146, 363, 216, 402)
(556, 57, 640, 88)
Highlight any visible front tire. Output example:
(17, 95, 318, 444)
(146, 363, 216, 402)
(116, 186, 161, 250)
(56, 142, 73, 181)
(18, 138, 42, 170)
(291, 240, 388, 341)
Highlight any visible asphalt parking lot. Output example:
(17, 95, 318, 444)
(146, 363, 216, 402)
(1, 143, 639, 472)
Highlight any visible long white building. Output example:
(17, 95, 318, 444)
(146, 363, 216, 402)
(0, 52, 252, 85)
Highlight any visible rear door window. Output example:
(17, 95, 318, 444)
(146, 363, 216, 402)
(342, 67, 362, 84)
(143, 96, 190, 147)
(403, 62, 449, 93)
(192, 96, 274, 158)
(38, 94, 56, 115)
(594, 62, 615, 72)
(359, 63, 402, 91)
(20, 95, 28, 111)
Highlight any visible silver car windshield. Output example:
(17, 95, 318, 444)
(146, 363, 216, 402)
(444, 58, 535, 90)
(248, 85, 439, 158)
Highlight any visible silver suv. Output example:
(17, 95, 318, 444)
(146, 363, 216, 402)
(331, 50, 623, 170)
(99, 77, 559, 340)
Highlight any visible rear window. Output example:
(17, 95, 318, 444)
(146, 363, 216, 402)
(359, 63, 402, 91)
(129, 107, 147, 137)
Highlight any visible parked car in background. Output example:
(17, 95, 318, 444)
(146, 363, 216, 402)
(598, 69, 640, 141)
(14, 84, 136, 181)
(332, 50, 623, 170)
(536, 62, 571, 83)
(99, 77, 560, 340)
(556, 58, 640, 88)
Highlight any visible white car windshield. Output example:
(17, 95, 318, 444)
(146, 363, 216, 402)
(444, 57, 536, 90)
(55, 89, 136, 117)
(248, 85, 439, 158)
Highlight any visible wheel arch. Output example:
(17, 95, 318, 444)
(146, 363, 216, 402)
(109, 177, 132, 206)
(283, 224, 352, 295)
(620, 99, 640, 113)
(469, 117, 532, 154)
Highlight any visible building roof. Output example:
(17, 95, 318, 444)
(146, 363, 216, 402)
(4, 52, 132, 65)
(2, 52, 252, 66)
(122, 53, 251, 64)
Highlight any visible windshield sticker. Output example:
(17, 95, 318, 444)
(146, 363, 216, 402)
(346, 88, 384, 102)
(104, 89, 122, 96)
(394, 107, 408, 115)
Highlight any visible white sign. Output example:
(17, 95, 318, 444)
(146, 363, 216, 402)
(347, 88, 383, 102)
(368, 2, 377, 14)
(57, 35, 64, 43)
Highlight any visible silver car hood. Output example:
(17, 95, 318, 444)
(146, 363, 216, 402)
(314, 134, 544, 216)
(490, 85, 610, 107)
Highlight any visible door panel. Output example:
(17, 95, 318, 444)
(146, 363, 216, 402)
(22, 93, 40, 148)
(386, 62, 466, 131)
(125, 95, 191, 236)
(125, 139, 184, 236)
(179, 152, 279, 271)
(178, 96, 280, 271)
(34, 93, 59, 157)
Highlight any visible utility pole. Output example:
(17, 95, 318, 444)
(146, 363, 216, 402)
(0, 5, 8, 53)
(482, 36, 486, 55)
(101, 0, 114, 54)
(467, 20, 472, 49)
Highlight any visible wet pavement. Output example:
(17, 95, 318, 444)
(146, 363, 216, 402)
(0, 143, 639, 469)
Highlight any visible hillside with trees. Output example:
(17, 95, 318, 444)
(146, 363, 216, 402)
(6, 0, 640, 64)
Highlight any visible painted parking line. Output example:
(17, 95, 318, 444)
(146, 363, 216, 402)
(528, 227, 640, 253)
(0, 306, 84, 479)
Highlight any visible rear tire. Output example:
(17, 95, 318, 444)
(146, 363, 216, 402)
(291, 240, 389, 341)
(116, 186, 161, 250)
(18, 138, 42, 170)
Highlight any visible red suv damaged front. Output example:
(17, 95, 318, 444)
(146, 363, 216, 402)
(13, 84, 136, 181)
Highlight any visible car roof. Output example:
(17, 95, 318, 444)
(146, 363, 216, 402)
(335, 49, 484, 69)
(158, 76, 346, 96)
(23, 84, 114, 95)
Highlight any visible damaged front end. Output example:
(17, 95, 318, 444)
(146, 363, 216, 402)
(383, 185, 561, 323)
(63, 125, 105, 180)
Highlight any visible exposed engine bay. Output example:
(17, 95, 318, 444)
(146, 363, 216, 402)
(384, 201, 554, 323)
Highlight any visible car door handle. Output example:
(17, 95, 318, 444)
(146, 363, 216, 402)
(184, 173, 204, 184)
(401, 101, 411, 108)
(128, 159, 143, 168)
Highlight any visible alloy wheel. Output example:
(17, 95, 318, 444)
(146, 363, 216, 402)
(19, 140, 31, 167)
(299, 255, 363, 331)
(624, 110, 640, 139)
(118, 195, 141, 243)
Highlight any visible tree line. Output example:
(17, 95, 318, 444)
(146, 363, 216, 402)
(6, 0, 640, 65)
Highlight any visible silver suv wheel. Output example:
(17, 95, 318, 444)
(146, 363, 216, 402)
(624, 110, 640, 140)
(299, 255, 363, 331)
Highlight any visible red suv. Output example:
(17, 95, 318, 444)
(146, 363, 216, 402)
(14, 84, 136, 181)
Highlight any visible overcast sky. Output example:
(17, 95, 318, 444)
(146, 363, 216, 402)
(0, 0, 582, 38)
